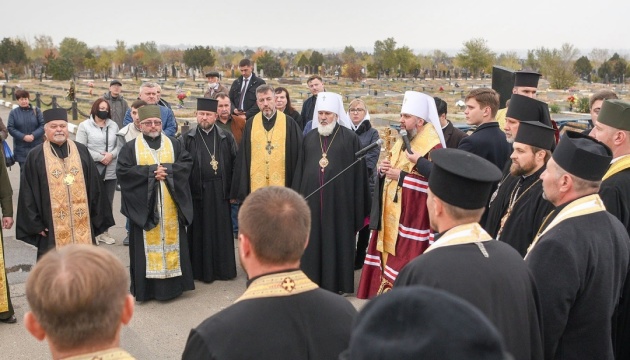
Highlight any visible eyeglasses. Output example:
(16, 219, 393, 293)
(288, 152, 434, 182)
(141, 120, 162, 126)
(349, 108, 365, 113)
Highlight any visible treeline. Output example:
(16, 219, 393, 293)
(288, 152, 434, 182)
(0, 35, 628, 89)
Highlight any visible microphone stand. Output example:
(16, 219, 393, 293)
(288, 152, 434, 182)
(304, 154, 367, 200)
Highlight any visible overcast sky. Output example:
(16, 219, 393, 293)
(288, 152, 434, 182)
(3, 0, 628, 56)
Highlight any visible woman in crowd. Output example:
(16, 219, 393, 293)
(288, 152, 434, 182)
(347, 98, 380, 269)
(7, 90, 44, 170)
(275, 87, 303, 129)
(76, 98, 119, 245)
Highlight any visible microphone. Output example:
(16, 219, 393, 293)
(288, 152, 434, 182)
(400, 129, 414, 155)
(355, 139, 383, 158)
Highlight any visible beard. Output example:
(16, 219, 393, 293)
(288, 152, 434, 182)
(318, 121, 336, 136)
(199, 121, 214, 130)
(510, 161, 535, 177)
(145, 130, 161, 138)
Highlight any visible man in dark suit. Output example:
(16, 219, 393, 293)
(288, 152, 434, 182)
(458, 88, 510, 170)
(434, 96, 467, 148)
(228, 58, 266, 121)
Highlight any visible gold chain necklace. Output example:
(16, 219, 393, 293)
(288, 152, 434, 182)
(497, 178, 541, 239)
(318, 125, 341, 172)
(264, 122, 276, 155)
(198, 126, 218, 174)
(50, 142, 75, 185)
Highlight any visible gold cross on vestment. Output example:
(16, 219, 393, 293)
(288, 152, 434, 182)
(51, 169, 62, 178)
(281, 278, 296, 292)
(266, 141, 274, 155)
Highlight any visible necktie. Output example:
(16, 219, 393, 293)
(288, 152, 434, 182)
(238, 78, 249, 110)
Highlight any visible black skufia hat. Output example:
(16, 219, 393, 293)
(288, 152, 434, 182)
(514, 121, 555, 150)
(43, 108, 68, 123)
(429, 149, 502, 209)
(514, 71, 541, 88)
(553, 131, 612, 181)
(506, 94, 552, 127)
(340, 286, 509, 360)
(197, 98, 218, 112)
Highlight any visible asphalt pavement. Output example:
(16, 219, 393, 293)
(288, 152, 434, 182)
(0, 105, 367, 359)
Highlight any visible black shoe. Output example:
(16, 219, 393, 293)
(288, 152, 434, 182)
(123, 235, 129, 246)
(0, 315, 17, 324)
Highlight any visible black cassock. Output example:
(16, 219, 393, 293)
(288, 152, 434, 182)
(293, 124, 370, 293)
(485, 166, 554, 256)
(600, 169, 630, 360)
(16, 141, 114, 258)
(526, 208, 629, 360)
(116, 135, 195, 301)
(230, 112, 302, 201)
(181, 126, 237, 282)
(395, 240, 544, 360)
(181, 271, 357, 360)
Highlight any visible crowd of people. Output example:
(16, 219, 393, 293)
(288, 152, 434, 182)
(1, 59, 630, 360)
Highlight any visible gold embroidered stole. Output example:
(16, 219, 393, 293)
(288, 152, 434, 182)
(525, 194, 606, 258)
(235, 270, 318, 303)
(0, 232, 8, 312)
(43, 140, 92, 248)
(378, 123, 441, 256)
(250, 112, 287, 192)
(603, 155, 630, 181)
(135, 136, 182, 279)
(424, 223, 493, 254)
(62, 347, 136, 360)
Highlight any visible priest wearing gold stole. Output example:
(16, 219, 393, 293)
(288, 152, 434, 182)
(394, 149, 544, 360)
(1, 150, 16, 324)
(230, 85, 302, 202)
(357, 91, 446, 299)
(588, 99, 630, 360)
(16, 108, 114, 259)
(526, 131, 629, 359)
(117, 105, 195, 301)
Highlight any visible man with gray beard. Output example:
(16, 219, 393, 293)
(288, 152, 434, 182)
(292, 92, 369, 294)
(117, 104, 195, 301)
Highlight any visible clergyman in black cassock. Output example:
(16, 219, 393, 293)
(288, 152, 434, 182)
(485, 94, 554, 254)
(590, 99, 630, 360)
(182, 98, 237, 283)
(395, 148, 544, 360)
(292, 92, 369, 294)
(182, 187, 357, 360)
(526, 131, 629, 359)
(116, 105, 195, 301)
(488, 119, 556, 256)
(230, 85, 302, 202)
(16, 108, 114, 259)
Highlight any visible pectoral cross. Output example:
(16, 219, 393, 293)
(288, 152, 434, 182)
(266, 141, 274, 155)
(210, 155, 218, 174)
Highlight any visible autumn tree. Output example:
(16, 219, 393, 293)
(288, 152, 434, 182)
(496, 51, 521, 70)
(256, 51, 283, 78)
(455, 38, 495, 78)
(573, 56, 593, 79)
(373, 37, 397, 74)
(534, 43, 579, 89)
(598, 53, 629, 83)
(0, 38, 28, 68)
(310, 51, 324, 73)
(59, 37, 89, 69)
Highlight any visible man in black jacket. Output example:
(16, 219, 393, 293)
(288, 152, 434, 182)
(228, 58, 266, 120)
(300, 75, 325, 127)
